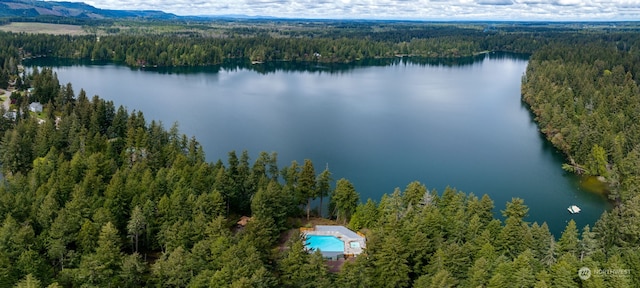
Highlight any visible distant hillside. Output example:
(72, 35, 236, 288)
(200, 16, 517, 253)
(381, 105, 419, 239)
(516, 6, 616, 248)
(0, 0, 177, 19)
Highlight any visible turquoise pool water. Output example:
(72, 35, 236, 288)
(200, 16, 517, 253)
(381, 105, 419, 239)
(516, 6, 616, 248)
(305, 235, 344, 252)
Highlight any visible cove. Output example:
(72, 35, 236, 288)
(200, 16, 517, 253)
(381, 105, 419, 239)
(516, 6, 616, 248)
(26, 53, 610, 236)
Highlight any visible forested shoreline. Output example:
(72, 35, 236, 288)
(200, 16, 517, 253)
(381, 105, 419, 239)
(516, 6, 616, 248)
(521, 34, 640, 203)
(0, 21, 640, 287)
(0, 22, 571, 67)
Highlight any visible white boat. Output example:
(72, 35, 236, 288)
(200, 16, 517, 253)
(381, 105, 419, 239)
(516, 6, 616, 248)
(568, 205, 581, 214)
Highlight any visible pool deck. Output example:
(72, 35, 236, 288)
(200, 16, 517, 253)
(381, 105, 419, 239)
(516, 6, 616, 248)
(303, 225, 366, 257)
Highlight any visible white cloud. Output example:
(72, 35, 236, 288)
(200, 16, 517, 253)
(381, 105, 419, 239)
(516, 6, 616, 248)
(476, 0, 514, 5)
(59, 0, 640, 20)
(552, 0, 581, 6)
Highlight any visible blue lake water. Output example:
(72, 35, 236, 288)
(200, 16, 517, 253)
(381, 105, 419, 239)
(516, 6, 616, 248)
(26, 54, 610, 236)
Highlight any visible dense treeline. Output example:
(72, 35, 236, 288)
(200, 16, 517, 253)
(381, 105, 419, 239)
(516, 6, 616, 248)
(0, 23, 588, 67)
(1, 70, 639, 287)
(0, 41, 19, 89)
(521, 33, 640, 202)
(343, 185, 640, 287)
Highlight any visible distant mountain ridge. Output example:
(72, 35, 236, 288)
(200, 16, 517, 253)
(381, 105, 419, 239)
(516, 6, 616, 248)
(0, 0, 177, 19)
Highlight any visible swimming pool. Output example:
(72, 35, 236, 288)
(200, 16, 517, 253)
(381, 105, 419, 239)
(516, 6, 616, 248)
(305, 235, 344, 252)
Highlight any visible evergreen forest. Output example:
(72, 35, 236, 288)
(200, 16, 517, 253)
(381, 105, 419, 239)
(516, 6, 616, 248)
(0, 20, 639, 287)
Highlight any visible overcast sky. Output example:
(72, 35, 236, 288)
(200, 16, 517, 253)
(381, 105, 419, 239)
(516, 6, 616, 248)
(72, 0, 639, 20)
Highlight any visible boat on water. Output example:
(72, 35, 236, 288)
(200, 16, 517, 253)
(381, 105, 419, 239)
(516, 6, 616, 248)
(568, 205, 581, 214)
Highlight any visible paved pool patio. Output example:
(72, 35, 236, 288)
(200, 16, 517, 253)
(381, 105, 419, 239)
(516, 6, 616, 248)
(302, 225, 366, 260)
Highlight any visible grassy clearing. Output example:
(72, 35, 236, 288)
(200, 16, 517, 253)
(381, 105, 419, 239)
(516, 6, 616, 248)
(0, 22, 88, 35)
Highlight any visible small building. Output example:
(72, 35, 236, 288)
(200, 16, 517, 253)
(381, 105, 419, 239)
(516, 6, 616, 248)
(236, 216, 252, 227)
(29, 102, 43, 113)
(3, 111, 16, 120)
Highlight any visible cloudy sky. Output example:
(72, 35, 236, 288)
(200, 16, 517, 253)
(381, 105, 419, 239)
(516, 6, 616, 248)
(73, 0, 639, 20)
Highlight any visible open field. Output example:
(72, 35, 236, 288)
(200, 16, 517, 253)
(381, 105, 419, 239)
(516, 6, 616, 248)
(0, 22, 88, 35)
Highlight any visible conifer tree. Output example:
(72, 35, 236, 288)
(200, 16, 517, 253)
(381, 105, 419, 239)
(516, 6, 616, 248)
(403, 181, 427, 207)
(76, 222, 122, 286)
(557, 219, 579, 257)
(126, 205, 147, 253)
(373, 235, 410, 288)
(316, 165, 332, 217)
(330, 178, 359, 224)
(14, 274, 41, 288)
(298, 159, 316, 220)
(279, 237, 310, 287)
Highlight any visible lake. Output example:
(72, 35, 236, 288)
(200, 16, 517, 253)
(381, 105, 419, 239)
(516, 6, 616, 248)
(27, 54, 610, 236)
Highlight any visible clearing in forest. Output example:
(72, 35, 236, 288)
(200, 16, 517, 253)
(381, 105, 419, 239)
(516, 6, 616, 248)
(0, 22, 88, 35)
